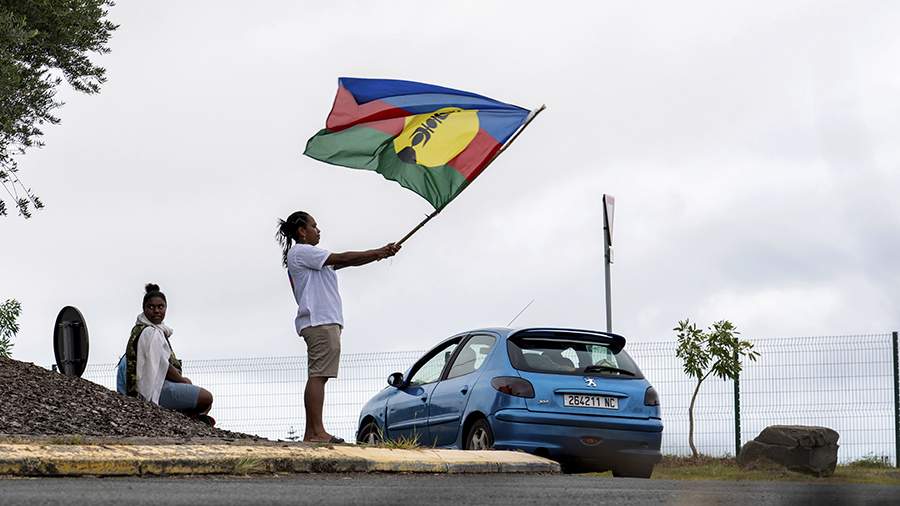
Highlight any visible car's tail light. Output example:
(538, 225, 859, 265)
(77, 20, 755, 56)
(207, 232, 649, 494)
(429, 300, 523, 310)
(491, 376, 535, 398)
(644, 386, 659, 406)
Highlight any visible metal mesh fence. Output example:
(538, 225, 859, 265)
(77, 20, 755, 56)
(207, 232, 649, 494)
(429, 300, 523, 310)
(624, 333, 898, 463)
(82, 333, 899, 463)
(627, 340, 738, 458)
(739, 334, 896, 463)
(83, 351, 424, 444)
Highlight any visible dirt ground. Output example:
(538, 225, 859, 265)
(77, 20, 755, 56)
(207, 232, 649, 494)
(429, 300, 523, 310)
(0, 357, 258, 441)
(617, 455, 900, 485)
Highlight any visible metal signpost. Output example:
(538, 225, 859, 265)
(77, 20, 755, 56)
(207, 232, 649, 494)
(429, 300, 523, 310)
(53, 306, 89, 377)
(603, 194, 615, 333)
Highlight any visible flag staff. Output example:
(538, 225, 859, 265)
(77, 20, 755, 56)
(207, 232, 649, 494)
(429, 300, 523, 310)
(396, 104, 546, 246)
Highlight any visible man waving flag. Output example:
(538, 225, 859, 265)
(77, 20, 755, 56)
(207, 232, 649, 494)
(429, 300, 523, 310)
(304, 78, 539, 211)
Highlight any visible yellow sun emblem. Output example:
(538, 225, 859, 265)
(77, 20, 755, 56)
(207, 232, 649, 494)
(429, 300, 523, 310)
(393, 107, 479, 167)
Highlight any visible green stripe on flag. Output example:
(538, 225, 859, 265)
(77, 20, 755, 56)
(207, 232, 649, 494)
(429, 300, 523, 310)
(305, 126, 467, 209)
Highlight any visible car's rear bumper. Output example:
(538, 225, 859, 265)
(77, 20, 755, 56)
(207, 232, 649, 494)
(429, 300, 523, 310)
(490, 409, 662, 469)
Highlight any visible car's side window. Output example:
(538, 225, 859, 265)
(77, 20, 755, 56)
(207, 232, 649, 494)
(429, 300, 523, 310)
(446, 334, 497, 380)
(408, 341, 459, 387)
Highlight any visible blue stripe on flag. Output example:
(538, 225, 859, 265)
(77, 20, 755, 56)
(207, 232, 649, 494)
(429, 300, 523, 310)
(476, 109, 530, 144)
(340, 78, 528, 113)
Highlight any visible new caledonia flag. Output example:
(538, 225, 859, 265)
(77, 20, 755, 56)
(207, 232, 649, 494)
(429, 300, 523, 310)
(304, 78, 533, 210)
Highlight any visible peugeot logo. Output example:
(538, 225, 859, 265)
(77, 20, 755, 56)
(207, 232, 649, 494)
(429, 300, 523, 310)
(583, 377, 597, 387)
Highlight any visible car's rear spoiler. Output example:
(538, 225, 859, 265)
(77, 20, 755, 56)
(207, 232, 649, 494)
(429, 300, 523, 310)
(509, 328, 627, 353)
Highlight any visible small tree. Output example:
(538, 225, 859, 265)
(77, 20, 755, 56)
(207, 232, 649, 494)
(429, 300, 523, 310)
(0, 299, 22, 358)
(674, 319, 759, 458)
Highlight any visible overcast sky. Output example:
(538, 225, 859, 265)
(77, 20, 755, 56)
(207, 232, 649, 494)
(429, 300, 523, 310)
(3, 1, 899, 367)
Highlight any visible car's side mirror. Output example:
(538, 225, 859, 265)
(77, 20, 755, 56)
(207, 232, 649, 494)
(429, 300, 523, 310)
(387, 372, 404, 388)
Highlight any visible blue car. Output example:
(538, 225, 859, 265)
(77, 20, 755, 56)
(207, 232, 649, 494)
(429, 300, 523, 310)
(356, 327, 662, 476)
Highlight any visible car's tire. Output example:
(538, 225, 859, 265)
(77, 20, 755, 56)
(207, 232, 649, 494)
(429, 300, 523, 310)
(357, 420, 382, 445)
(612, 462, 654, 479)
(559, 461, 596, 474)
(464, 418, 494, 450)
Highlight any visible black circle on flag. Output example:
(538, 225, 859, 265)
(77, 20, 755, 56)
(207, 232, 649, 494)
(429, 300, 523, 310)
(397, 146, 417, 164)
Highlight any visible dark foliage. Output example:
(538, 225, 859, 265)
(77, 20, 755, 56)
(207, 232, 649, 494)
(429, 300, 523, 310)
(0, 0, 117, 217)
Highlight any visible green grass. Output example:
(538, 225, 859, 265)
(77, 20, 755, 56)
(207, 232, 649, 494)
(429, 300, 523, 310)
(374, 433, 423, 450)
(354, 426, 425, 450)
(845, 454, 892, 469)
(590, 455, 900, 485)
(232, 457, 265, 475)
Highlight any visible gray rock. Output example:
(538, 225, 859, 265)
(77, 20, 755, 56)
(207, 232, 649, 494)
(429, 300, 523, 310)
(738, 425, 839, 477)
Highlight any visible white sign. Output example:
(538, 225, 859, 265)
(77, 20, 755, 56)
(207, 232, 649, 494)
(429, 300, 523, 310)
(603, 194, 615, 246)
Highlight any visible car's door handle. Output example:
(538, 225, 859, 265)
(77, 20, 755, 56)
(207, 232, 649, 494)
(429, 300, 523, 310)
(420, 396, 428, 402)
(460, 386, 469, 395)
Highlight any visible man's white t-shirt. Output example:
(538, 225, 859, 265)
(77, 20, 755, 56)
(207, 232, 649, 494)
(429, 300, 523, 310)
(287, 244, 343, 333)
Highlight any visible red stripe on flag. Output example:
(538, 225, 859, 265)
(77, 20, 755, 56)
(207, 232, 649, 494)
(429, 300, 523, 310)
(446, 129, 502, 181)
(363, 117, 404, 136)
(326, 85, 409, 132)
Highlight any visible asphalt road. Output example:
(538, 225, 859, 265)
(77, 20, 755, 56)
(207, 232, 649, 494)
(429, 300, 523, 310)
(1, 474, 898, 506)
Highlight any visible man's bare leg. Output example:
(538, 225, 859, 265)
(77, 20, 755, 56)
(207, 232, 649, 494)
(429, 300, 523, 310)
(303, 376, 332, 441)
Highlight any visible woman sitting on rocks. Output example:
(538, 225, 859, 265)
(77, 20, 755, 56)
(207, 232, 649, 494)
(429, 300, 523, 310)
(116, 283, 215, 426)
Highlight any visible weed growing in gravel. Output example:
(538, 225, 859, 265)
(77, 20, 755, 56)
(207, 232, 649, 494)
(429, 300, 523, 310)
(846, 454, 892, 468)
(379, 433, 421, 450)
(284, 426, 300, 442)
(355, 425, 425, 449)
(354, 426, 423, 449)
(233, 457, 265, 475)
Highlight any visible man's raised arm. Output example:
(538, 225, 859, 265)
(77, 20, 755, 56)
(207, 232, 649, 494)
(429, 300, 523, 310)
(325, 243, 400, 270)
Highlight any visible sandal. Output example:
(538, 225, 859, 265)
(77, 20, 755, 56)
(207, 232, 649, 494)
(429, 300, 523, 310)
(197, 414, 216, 427)
(305, 435, 345, 444)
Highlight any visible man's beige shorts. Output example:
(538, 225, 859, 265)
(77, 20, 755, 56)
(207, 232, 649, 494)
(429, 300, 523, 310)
(299, 324, 341, 378)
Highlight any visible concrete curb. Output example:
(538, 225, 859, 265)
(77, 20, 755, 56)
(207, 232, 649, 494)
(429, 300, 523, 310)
(0, 443, 560, 476)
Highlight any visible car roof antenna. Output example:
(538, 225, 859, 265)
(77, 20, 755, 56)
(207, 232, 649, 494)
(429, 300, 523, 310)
(507, 299, 535, 327)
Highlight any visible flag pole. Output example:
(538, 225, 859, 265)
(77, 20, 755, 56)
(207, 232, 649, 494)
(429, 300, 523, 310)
(395, 104, 546, 246)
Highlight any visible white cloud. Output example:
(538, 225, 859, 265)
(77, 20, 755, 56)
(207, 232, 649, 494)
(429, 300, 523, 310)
(2, 0, 899, 367)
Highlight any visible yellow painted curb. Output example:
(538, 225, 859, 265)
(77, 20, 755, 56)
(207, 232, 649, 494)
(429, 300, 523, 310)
(0, 444, 559, 476)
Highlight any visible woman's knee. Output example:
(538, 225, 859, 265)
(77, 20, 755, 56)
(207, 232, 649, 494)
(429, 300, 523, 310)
(197, 388, 213, 410)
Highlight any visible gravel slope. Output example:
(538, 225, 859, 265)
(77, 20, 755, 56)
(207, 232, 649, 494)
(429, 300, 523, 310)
(0, 357, 256, 440)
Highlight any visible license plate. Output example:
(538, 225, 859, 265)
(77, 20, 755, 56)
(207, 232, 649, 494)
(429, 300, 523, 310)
(563, 394, 618, 409)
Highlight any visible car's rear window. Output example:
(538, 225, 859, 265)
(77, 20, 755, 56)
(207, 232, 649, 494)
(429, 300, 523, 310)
(507, 335, 643, 378)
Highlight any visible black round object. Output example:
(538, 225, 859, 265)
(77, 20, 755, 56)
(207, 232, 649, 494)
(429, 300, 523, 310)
(53, 306, 89, 377)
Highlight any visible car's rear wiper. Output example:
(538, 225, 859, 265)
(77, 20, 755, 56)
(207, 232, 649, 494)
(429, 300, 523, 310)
(584, 365, 635, 376)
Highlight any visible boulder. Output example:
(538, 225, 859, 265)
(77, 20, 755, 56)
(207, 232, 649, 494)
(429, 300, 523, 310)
(737, 425, 839, 477)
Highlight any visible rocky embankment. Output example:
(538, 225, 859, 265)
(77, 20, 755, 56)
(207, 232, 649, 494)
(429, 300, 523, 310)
(0, 357, 255, 440)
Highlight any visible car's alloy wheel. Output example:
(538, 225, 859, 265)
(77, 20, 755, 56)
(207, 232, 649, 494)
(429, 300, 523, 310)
(465, 419, 494, 450)
(357, 421, 382, 445)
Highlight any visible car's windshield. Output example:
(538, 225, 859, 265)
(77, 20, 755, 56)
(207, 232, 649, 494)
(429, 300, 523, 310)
(507, 335, 643, 378)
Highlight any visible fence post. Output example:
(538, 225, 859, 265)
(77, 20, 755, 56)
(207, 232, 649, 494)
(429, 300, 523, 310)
(893, 331, 899, 468)
(734, 347, 741, 457)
